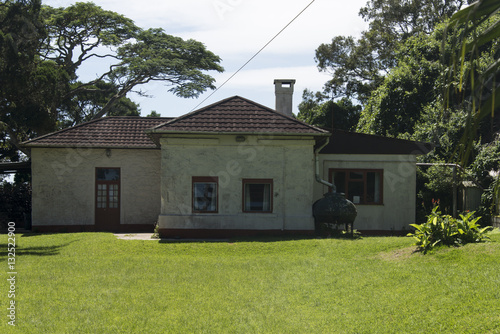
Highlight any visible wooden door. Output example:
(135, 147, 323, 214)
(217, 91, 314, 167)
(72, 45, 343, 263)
(95, 168, 120, 231)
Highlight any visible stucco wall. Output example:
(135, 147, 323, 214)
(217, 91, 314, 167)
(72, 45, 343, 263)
(31, 147, 161, 227)
(315, 154, 417, 232)
(158, 134, 316, 232)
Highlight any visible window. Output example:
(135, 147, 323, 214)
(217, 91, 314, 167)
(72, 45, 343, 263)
(243, 179, 273, 213)
(329, 169, 383, 205)
(95, 168, 120, 210)
(192, 177, 218, 213)
(96, 168, 120, 181)
(97, 184, 119, 208)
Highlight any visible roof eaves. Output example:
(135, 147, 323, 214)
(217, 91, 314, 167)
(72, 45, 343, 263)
(22, 117, 105, 147)
(145, 129, 331, 137)
(25, 143, 160, 149)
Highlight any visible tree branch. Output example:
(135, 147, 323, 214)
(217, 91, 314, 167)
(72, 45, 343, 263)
(0, 121, 30, 158)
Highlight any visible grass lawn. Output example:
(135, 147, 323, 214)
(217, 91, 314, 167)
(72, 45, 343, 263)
(1, 231, 500, 333)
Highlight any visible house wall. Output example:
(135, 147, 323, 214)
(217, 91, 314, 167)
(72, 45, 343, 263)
(157, 134, 316, 236)
(31, 147, 161, 231)
(315, 154, 417, 233)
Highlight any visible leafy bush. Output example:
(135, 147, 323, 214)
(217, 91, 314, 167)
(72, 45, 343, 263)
(408, 207, 493, 254)
(0, 181, 31, 228)
(152, 221, 160, 239)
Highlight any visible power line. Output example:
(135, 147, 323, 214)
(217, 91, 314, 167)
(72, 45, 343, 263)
(190, 0, 316, 112)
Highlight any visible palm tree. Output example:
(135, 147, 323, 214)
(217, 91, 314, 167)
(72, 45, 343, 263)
(446, 0, 500, 212)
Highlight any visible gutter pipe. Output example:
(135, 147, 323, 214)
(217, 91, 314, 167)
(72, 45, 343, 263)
(314, 137, 335, 192)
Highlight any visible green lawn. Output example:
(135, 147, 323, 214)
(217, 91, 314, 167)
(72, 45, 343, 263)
(1, 231, 500, 333)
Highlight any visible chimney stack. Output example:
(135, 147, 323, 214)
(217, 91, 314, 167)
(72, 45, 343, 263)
(274, 79, 295, 117)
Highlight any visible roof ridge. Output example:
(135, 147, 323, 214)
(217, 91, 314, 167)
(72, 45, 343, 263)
(151, 95, 329, 135)
(151, 96, 243, 130)
(234, 96, 329, 134)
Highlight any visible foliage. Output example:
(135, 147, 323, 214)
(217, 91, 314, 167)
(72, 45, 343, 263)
(445, 0, 500, 164)
(493, 174, 500, 214)
(0, 180, 31, 227)
(469, 139, 500, 216)
(146, 110, 161, 117)
(314, 0, 471, 105)
(2, 232, 500, 333)
(0, 1, 223, 160)
(409, 206, 493, 253)
(417, 167, 456, 217)
(355, 2, 499, 221)
(0, 0, 50, 159)
(315, 35, 383, 105)
(411, 102, 469, 162)
(152, 221, 160, 238)
(296, 89, 361, 131)
(357, 31, 446, 136)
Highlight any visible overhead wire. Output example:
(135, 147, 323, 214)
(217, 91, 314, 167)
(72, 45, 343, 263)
(190, 0, 316, 112)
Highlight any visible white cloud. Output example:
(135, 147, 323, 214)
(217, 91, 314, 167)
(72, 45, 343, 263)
(132, 65, 331, 117)
(42, 0, 369, 117)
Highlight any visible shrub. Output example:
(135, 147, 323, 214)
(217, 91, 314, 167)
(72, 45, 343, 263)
(0, 181, 31, 228)
(408, 207, 493, 254)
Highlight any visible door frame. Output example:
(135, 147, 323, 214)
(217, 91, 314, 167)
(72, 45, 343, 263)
(95, 167, 121, 231)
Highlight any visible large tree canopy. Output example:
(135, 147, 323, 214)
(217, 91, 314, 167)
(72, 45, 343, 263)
(304, 0, 500, 217)
(0, 0, 223, 159)
(1, 0, 47, 160)
(296, 89, 361, 131)
(313, 0, 473, 105)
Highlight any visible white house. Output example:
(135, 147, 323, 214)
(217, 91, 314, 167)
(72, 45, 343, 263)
(23, 80, 432, 237)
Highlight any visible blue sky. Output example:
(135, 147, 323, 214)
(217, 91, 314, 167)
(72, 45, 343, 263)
(43, 0, 369, 117)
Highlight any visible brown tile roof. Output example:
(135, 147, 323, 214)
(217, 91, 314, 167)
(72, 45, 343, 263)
(149, 96, 329, 135)
(23, 96, 329, 149)
(23, 117, 172, 149)
(319, 129, 434, 155)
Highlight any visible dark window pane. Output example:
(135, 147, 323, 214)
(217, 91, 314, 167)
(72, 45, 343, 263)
(97, 168, 120, 181)
(366, 172, 381, 203)
(329, 169, 383, 205)
(244, 183, 271, 212)
(349, 171, 363, 180)
(333, 171, 346, 194)
(348, 181, 364, 204)
(97, 184, 107, 209)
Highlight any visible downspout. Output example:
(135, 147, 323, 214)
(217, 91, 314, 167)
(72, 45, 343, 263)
(314, 137, 335, 192)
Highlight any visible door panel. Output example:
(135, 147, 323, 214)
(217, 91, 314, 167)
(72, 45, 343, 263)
(95, 168, 120, 231)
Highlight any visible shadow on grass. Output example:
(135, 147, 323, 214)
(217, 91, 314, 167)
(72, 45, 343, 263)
(0, 240, 78, 258)
(158, 234, 363, 244)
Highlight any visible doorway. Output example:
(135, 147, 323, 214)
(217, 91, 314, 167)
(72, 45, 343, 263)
(95, 168, 120, 231)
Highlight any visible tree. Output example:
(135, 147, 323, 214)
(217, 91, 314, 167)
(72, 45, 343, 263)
(445, 0, 500, 215)
(297, 89, 360, 131)
(445, 0, 500, 161)
(146, 111, 161, 117)
(0, 0, 50, 160)
(315, 35, 383, 105)
(314, 0, 471, 104)
(0, 1, 224, 159)
(356, 29, 445, 137)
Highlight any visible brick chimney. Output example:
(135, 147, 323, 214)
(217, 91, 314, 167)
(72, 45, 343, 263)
(274, 79, 295, 117)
